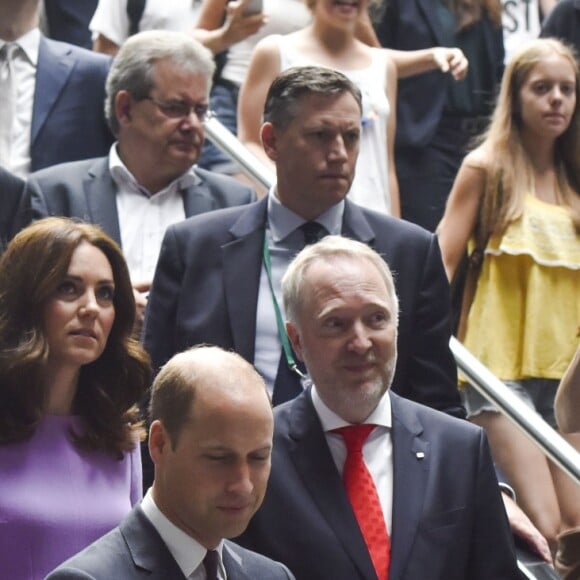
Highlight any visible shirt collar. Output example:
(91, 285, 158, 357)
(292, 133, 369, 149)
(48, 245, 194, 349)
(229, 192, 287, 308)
(108, 143, 200, 197)
(1, 27, 40, 66)
(311, 386, 392, 432)
(140, 489, 226, 579)
(266, 187, 344, 243)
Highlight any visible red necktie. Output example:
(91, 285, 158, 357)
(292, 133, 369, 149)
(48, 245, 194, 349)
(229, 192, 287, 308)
(335, 424, 390, 580)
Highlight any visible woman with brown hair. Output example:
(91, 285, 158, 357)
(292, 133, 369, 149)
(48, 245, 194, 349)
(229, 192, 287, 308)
(438, 38, 580, 554)
(0, 217, 151, 580)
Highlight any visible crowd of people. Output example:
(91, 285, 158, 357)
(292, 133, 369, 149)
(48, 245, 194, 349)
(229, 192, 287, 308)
(0, 0, 579, 579)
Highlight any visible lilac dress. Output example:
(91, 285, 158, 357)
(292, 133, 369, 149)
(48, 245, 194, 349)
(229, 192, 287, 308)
(0, 415, 142, 580)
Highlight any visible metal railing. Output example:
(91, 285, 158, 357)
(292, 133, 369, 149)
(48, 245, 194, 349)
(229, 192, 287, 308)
(204, 116, 580, 487)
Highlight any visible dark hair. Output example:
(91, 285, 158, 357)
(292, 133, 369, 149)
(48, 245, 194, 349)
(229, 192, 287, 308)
(263, 66, 363, 130)
(0, 217, 151, 457)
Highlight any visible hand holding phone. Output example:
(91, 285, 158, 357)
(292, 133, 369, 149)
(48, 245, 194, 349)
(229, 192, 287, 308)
(242, 0, 263, 16)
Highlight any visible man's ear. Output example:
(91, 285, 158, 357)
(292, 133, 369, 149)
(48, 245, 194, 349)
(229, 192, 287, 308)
(261, 122, 278, 162)
(148, 420, 169, 466)
(286, 321, 304, 362)
(115, 90, 134, 126)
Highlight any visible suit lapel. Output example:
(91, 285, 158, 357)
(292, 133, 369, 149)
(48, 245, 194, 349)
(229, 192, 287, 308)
(182, 181, 216, 218)
(32, 37, 74, 146)
(341, 201, 376, 246)
(121, 506, 186, 578)
(222, 198, 268, 362)
(388, 393, 429, 580)
(84, 158, 123, 246)
(288, 391, 378, 580)
(222, 542, 253, 580)
(416, 0, 447, 46)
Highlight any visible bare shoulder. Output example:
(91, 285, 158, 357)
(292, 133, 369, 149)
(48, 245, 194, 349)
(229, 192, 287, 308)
(463, 146, 492, 173)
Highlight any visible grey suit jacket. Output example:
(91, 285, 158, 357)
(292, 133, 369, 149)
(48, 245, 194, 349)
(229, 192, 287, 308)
(46, 506, 295, 579)
(28, 156, 256, 247)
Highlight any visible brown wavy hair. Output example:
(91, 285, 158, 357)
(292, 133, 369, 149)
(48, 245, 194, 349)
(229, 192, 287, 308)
(0, 217, 151, 458)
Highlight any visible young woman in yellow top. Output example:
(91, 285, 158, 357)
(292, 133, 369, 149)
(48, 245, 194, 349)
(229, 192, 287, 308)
(438, 38, 580, 553)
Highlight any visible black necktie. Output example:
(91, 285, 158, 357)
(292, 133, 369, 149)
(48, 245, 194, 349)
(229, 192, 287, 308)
(299, 221, 327, 245)
(203, 550, 219, 580)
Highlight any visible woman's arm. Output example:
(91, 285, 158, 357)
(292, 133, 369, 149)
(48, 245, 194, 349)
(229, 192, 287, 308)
(555, 348, 580, 433)
(237, 36, 282, 168)
(388, 47, 468, 81)
(93, 34, 120, 56)
(436, 149, 488, 280)
(385, 55, 400, 217)
(193, 0, 266, 55)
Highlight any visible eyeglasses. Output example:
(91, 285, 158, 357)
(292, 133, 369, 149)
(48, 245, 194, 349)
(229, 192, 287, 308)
(144, 97, 212, 123)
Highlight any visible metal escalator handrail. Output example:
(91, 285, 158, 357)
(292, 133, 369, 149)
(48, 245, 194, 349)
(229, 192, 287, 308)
(452, 337, 580, 485)
(204, 115, 580, 487)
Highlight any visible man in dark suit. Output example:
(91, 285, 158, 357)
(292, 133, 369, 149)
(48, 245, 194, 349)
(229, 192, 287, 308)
(143, 66, 464, 419)
(237, 235, 520, 580)
(30, 30, 255, 322)
(0, 0, 113, 177)
(47, 345, 295, 580)
(0, 167, 32, 253)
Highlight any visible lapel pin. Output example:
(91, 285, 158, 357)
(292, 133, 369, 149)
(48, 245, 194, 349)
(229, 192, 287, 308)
(415, 451, 425, 460)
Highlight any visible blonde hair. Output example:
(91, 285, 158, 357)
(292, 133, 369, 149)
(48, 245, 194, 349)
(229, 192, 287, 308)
(476, 38, 580, 242)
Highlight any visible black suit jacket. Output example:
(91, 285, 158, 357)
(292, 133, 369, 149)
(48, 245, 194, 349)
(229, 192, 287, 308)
(0, 167, 32, 253)
(29, 157, 256, 247)
(144, 197, 464, 418)
(237, 390, 520, 580)
(376, 0, 504, 150)
(31, 36, 113, 172)
(46, 505, 295, 579)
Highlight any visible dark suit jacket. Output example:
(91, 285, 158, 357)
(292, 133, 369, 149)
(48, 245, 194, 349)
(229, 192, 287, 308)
(43, 0, 98, 49)
(376, 0, 504, 150)
(29, 157, 256, 247)
(541, 0, 580, 49)
(46, 505, 295, 579)
(31, 36, 113, 172)
(143, 197, 464, 418)
(0, 167, 32, 253)
(237, 390, 521, 580)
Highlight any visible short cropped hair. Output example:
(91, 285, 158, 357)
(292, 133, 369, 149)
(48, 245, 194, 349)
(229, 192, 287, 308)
(149, 345, 269, 449)
(263, 66, 362, 130)
(0, 217, 151, 456)
(105, 30, 215, 135)
(282, 235, 399, 325)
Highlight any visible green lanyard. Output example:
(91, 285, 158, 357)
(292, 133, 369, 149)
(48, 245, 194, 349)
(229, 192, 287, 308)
(262, 232, 306, 379)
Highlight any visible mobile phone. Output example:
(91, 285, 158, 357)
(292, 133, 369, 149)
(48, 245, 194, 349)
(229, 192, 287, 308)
(243, 0, 263, 15)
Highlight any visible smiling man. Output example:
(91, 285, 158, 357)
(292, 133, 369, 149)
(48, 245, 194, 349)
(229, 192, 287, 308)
(28, 30, 255, 325)
(47, 345, 295, 580)
(237, 236, 521, 580)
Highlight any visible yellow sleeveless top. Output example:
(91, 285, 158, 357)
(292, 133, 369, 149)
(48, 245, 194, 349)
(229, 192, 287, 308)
(463, 195, 580, 381)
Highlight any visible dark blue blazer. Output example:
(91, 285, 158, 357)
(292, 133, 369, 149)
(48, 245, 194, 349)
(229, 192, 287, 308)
(31, 36, 113, 172)
(143, 197, 464, 418)
(43, 0, 98, 49)
(46, 505, 295, 579)
(237, 390, 520, 580)
(376, 0, 504, 149)
(28, 157, 256, 247)
(0, 167, 31, 252)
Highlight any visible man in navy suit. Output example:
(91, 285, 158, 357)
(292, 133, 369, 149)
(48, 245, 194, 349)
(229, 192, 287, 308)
(30, 30, 255, 324)
(47, 345, 295, 580)
(237, 235, 521, 580)
(143, 66, 464, 419)
(0, 0, 113, 177)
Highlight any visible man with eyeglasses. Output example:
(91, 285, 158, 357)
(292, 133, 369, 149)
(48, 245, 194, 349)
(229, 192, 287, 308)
(28, 29, 256, 328)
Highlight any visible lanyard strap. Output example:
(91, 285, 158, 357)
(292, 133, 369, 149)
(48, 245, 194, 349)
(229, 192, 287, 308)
(262, 232, 305, 379)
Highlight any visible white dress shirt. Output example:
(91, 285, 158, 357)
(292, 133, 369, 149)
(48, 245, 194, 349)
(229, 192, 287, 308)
(110, 144, 196, 284)
(0, 27, 39, 177)
(141, 490, 227, 579)
(311, 387, 394, 533)
(253, 189, 344, 393)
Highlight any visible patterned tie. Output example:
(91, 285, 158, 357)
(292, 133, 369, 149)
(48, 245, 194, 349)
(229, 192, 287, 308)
(0, 43, 17, 166)
(202, 549, 219, 580)
(335, 424, 390, 580)
(299, 221, 327, 246)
